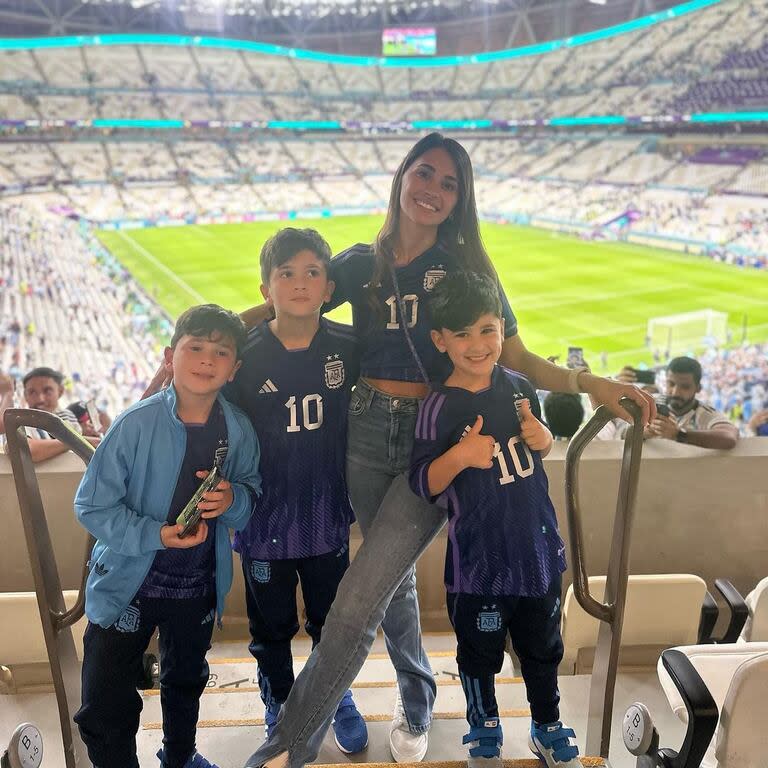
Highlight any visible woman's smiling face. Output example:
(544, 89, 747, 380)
(399, 146, 460, 229)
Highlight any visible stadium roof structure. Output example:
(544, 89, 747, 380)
(0, 0, 683, 50)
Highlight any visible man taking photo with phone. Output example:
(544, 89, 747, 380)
(650, 357, 739, 449)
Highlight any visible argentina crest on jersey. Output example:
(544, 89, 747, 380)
(324, 354, 345, 390)
(214, 441, 228, 468)
(423, 264, 447, 292)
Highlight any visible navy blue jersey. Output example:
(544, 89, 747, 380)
(325, 243, 518, 383)
(409, 366, 566, 597)
(138, 401, 227, 599)
(224, 318, 359, 560)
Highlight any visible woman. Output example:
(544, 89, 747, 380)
(236, 132, 653, 768)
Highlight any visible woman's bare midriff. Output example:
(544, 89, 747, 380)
(362, 377, 430, 398)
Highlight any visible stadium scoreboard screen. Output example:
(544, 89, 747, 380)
(382, 27, 437, 56)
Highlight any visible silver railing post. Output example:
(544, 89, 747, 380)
(565, 397, 645, 759)
(4, 409, 95, 768)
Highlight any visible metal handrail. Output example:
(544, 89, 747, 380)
(564, 396, 645, 758)
(4, 408, 95, 768)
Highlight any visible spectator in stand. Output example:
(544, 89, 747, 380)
(747, 408, 768, 437)
(543, 393, 585, 440)
(0, 367, 100, 462)
(650, 357, 739, 449)
(67, 400, 112, 437)
(595, 366, 659, 440)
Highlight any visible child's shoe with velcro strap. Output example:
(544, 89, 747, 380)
(462, 719, 503, 768)
(332, 688, 369, 754)
(156, 748, 220, 768)
(528, 720, 582, 767)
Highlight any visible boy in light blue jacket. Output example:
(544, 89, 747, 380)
(73, 304, 261, 768)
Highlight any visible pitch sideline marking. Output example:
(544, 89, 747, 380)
(116, 230, 206, 304)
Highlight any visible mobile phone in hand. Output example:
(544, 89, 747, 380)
(567, 346, 585, 369)
(632, 368, 656, 386)
(176, 466, 221, 538)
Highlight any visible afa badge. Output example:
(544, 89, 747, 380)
(423, 266, 447, 292)
(251, 561, 271, 584)
(324, 358, 345, 390)
(115, 604, 141, 633)
(214, 440, 228, 468)
(477, 606, 502, 632)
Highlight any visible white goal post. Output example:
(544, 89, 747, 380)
(647, 309, 728, 355)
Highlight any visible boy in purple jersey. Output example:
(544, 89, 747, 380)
(223, 228, 367, 755)
(409, 273, 581, 768)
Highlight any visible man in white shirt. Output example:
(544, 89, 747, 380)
(0, 367, 99, 462)
(649, 357, 738, 449)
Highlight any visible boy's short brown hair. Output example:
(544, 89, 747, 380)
(260, 227, 332, 285)
(171, 304, 247, 357)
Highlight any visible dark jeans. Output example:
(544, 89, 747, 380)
(74, 593, 215, 768)
(241, 545, 350, 706)
(447, 576, 564, 725)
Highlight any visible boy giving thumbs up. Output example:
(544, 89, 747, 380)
(408, 271, 582, 768)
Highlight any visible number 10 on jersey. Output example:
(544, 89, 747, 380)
(493, 436, 534, 485)
(285, 394, 324, 432)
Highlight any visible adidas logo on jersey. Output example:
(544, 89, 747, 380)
(259, 379, 278, 394)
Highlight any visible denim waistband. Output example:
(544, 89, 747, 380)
(354, 378, 426, 415)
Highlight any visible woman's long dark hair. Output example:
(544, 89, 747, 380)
(369, 132, 497, 312)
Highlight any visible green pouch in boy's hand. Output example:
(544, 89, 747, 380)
(176, 466, 220, 538)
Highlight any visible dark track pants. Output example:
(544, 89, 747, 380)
(74, 593, 216, 768)
(241, 545, 350, 706)
(447, 576, 563, 726)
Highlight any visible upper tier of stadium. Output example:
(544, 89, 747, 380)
(1, 0, 766, 266)
(0, 0, 765, 124)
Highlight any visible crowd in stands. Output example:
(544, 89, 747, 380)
(0, 0, 765, 440)
(697, 343, 768, 431)
(0, 0, 764, 123)
(0, 198, 764, 443)
(0, 204, 169, 419)
(1, 130, 767, 267)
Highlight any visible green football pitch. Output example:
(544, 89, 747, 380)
(97, 216, 768, 372)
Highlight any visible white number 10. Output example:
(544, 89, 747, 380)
(493, 436, 534, 485)
(385, 294, 419, 329)
(285, 394, 324, 432)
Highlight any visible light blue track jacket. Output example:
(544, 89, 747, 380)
(75, 386, 261, 628)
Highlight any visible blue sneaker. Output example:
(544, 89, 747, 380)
(528, 720, 582, 767)
(264, 700, 282, 742)
(332, 689, 368, 754)
(156, 748, 220, 768)
(462, 719, 503, 768)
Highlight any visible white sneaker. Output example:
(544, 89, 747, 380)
(389, 690, 429, 763)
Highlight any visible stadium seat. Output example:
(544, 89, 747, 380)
(739, 577, 768, 642)
(651, 643, 768, 768)
(560, 574, 711, 673)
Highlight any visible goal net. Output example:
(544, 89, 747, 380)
(647, 309, 728, 355)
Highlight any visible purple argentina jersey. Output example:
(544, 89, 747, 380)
(409, 366, 566, 597)
(325, 243, 517, 383)
(224, 319, 359, 560)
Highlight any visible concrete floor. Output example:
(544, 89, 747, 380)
(1, 633, 687, 768)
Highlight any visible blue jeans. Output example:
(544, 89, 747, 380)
(245, 379, 447, 768)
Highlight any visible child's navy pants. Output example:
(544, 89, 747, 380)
(74, 593, 215, 768)
(447, 576, 563, 726)
(241, 545, 349, 706)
